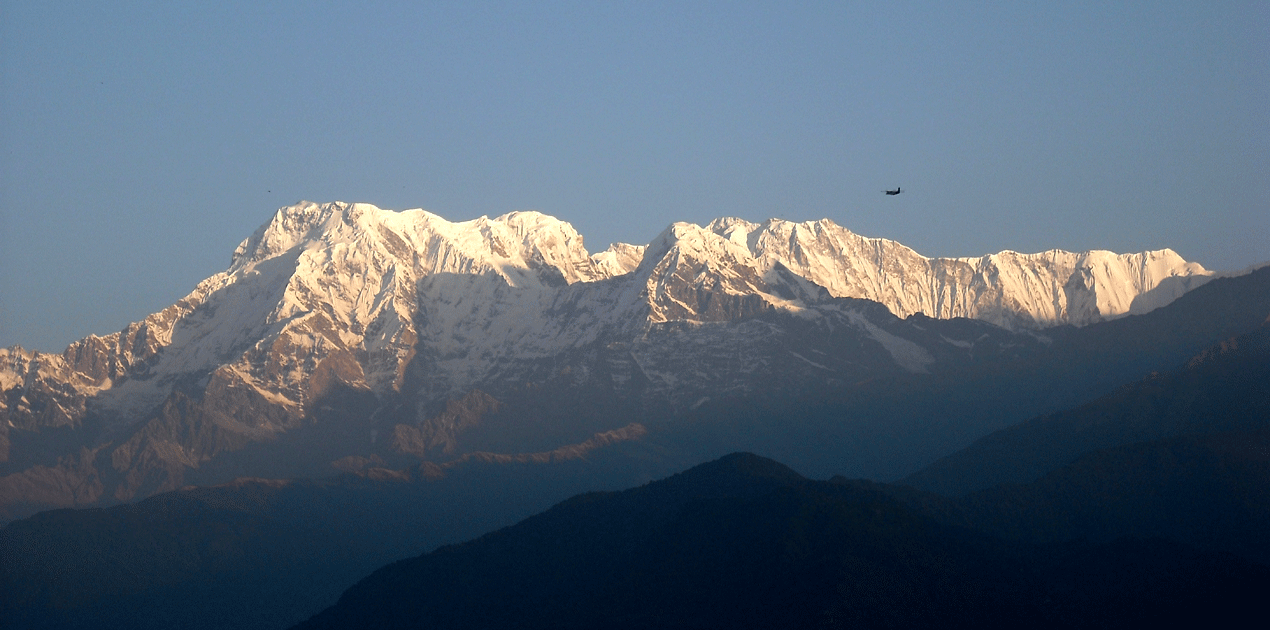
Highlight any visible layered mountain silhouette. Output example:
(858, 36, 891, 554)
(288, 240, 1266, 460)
(0, 452, 666, 630)
(5, 309, 1268, 629)
(291, 323, 1270, 628)
(904, 317, 1270, 496)
(291, 453, 1267, 629)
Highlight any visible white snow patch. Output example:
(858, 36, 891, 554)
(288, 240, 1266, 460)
(847, 312, 933, 373)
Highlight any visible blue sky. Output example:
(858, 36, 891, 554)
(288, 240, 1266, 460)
(2, 1, 1267, 352)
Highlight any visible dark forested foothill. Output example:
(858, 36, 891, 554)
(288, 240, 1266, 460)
(903, 319, 1270, 496)
(293, 454, 1268, 629)
(0, 453, 669, 630)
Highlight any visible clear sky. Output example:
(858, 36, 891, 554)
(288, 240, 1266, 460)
(2, 1, 1267, 352)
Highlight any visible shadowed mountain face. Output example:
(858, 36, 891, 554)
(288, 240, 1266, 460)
(292, 453, 1268, 630)
(903, 319, 1270, 496)
(949, 428, 1270, 564)
(632, 266, 1270, 482)
(884, 320, 1270, 566)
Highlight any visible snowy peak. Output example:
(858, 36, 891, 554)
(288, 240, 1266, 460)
(634, 222, 784, 323)
(639, 222, 755, 273)
(590, 243, 646, 278)
(690, 216, 1212, 328)
(940, 247, 1211, 327)
(1, 203, 619, 428)
(706, 216, 762, 248)
(231, 202, 601, 287)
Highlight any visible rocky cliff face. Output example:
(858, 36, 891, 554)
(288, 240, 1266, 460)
(0, 201, 1214, 519)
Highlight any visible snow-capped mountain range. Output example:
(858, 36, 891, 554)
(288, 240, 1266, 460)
(1, 200, 1210, 411)
(0, 201, 1214, 516)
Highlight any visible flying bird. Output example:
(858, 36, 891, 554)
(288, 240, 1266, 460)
(884, 187, 902, 195)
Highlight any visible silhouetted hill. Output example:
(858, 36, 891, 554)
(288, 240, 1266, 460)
(0, 450, 672, 630)
(952, 428, 1270, 564)
(888, 321, 1270, 564)
(903, 315, 1270, 495)
(293, 453, 1268, 629)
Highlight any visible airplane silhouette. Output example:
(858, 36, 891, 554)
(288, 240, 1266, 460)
(884, 187, 902, 195)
